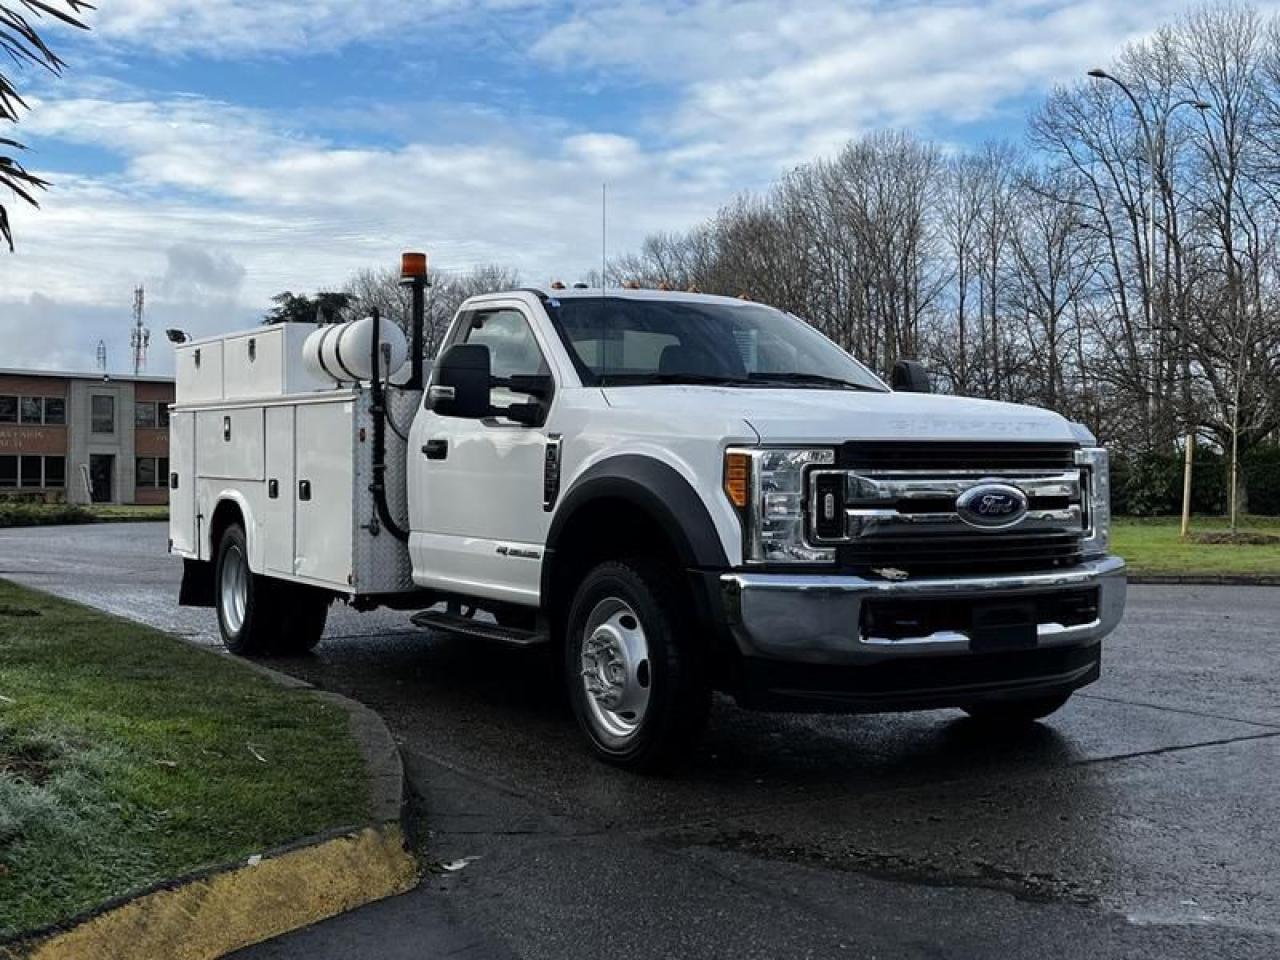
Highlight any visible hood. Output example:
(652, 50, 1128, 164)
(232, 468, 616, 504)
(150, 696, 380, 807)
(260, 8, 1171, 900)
(601, 386, 1079, 445)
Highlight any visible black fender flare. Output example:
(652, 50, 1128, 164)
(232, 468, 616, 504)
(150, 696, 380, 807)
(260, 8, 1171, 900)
(541, 454, 729, 600)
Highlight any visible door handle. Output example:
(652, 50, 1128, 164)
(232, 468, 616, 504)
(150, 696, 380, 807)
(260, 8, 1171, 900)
(268, 479, 279, 499)
(422, 439, 449, 460)
(298, 480, 312, 501)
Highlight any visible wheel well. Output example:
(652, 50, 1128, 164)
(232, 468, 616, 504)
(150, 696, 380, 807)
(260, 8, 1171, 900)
(546, 497, 683, 625)
(208, 499, 244, 559)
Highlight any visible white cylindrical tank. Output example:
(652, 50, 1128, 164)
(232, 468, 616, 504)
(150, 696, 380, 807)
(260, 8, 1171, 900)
(302, 316, 409, 383)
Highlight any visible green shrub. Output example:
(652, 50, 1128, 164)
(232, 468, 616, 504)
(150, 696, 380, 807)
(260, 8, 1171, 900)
(0, 504, 93, 528)
(1244, 445, 1280, 515)
(1112, 446, 1230, 517)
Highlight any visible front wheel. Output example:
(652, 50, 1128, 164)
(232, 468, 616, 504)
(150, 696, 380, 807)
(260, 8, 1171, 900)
(565, 558, 710, 772)
(962, 693, 1072, 724)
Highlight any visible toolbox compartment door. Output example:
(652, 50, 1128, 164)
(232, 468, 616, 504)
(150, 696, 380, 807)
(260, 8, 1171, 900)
(195, 408, 265, 481)
(294, 400, 354, 585)
(263, 405, 296, 576)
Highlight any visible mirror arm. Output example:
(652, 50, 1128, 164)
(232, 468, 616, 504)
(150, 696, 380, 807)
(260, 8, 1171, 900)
(498, 401, 545, 427)
(496, 374, 553, 399)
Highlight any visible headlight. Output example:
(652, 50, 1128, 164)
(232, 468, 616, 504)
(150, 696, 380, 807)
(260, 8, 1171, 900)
(1075, 447, 1111, 557)
(725, 447, 835, 564)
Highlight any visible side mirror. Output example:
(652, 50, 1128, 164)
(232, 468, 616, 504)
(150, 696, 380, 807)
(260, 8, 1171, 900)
(428, 344, 491, 418)
(891, 359, 931, 393)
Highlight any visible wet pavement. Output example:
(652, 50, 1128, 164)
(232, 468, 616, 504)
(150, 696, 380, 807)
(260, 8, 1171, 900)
(2, 523, 1278, 959)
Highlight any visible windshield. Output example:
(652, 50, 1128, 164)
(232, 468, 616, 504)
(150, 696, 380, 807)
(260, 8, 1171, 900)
(547, 296, 888, 391)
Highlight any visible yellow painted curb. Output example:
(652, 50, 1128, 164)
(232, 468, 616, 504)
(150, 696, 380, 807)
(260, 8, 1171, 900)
(20, 825, 418, 960)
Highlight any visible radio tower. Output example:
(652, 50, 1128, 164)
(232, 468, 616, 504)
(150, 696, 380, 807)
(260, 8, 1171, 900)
(129, 286, 150, 375)
(96, 340, 107, 375)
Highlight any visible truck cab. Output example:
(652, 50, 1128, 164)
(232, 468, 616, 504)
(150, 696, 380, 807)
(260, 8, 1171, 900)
(171, 277, 1125, 771)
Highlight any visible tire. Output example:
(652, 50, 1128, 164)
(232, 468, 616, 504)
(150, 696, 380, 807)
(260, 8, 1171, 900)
(214, 523, 276, 656)
(962, 693, 1072, 724)
(565, 558, 711, 771)
(273, 584, 330, 656)
(216, 525, 329, 656)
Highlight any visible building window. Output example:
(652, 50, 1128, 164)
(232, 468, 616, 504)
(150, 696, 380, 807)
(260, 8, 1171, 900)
(91, 395, 115, 434)
(19, 456, 41, 487)
(0, 396, 15, 423)
(135, 401, 170, 429)
(136, 456, 156, 488)
(2, 455, 65, 488)
(13, 396, 66, 425)
(20, 397, 42, 424)
(135, 457, 169, 488)
(44, 456, 65, 488)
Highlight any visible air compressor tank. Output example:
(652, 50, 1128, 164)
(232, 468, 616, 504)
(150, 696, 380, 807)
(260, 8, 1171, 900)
(302, 316, 409, 383)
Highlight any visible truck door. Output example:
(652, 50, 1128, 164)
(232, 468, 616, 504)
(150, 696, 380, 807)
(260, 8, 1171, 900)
(410, 304, 554, 605)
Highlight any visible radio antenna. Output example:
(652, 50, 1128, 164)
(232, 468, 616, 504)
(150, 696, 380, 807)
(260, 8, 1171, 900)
(601, 182, 607, 291)
(130, 285, 149, 375)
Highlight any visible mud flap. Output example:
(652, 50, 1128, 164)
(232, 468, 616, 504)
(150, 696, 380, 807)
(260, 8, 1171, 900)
(179, 558, 216, 608)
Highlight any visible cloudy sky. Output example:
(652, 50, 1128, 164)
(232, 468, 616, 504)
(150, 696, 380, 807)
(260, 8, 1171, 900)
(0, 0, 1207, 373)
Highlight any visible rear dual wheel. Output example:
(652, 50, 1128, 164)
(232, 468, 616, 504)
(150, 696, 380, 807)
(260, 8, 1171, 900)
(565, 558, 711, 772)
(215, 523, 330, 656)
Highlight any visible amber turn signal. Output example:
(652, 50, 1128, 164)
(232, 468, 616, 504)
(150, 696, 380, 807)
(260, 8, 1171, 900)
(724, 451, 750, 509)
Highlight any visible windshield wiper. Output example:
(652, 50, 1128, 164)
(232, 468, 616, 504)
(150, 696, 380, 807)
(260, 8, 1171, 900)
(746, 372, 881, 391)
(597, 373, 752, 387)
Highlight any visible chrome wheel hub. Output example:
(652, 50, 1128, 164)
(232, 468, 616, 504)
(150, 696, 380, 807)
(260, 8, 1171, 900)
(580, 597, 651, 741)
(219, 543, 249, 634)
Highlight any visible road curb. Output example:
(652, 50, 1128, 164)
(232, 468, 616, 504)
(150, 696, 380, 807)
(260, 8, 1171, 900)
(4, 656, 418, 960)
(1128, 574, 1280, 586)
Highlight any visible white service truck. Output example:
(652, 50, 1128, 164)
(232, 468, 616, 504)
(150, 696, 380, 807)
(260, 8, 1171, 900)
(170, 254, 1126, 770)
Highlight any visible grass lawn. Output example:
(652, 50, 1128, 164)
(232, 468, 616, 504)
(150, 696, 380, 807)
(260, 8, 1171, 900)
(0, 503, 168, 528)
(0, 580, 367, 941)
(1112, 516, 1280, 578)
(81, 504, 170, 522)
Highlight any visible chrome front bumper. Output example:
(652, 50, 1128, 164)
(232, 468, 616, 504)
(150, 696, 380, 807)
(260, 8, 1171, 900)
(720, 556, 1127, 667)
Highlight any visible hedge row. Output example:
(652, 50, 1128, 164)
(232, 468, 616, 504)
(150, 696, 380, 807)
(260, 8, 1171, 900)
(0, 504, 94, 528)
(1111, 445, 1280, 516)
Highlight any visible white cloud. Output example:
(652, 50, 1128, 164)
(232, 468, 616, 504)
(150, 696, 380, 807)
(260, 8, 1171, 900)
(90, 0, 537, 57)
(531, 0, 1233, 166)
(2, 92, 726, 372)
(12, 0, 1273, 374)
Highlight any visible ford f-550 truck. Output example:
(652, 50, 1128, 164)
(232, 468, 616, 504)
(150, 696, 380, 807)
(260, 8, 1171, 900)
(171, 253, 1126, 770)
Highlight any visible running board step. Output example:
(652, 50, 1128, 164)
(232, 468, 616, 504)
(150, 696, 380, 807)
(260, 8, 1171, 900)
(410, 610, 548, 647)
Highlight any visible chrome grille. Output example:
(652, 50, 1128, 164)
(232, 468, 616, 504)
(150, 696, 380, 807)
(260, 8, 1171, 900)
(811, 442, 1086, 576)
(836, 441, 1079, 472)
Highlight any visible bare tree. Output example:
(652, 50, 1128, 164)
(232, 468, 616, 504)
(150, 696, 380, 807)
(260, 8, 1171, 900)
(342, 263, 522, 363)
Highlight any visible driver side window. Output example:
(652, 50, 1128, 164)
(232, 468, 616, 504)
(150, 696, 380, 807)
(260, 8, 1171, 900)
(462, 308, 549, 405)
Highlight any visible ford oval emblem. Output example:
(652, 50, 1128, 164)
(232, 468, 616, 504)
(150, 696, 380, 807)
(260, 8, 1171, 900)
(956, 483, 1029, 529)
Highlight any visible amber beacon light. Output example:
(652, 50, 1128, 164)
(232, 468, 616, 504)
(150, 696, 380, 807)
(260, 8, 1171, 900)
(401, 251, 429, 279)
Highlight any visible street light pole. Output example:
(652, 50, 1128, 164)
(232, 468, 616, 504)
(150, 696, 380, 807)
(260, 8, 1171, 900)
(1089, 69, 1158, 433)
(1088, 69, 1208, 538)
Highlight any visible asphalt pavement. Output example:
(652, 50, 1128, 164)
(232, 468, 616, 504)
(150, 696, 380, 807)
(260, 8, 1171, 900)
(1, 522, 1278, 959)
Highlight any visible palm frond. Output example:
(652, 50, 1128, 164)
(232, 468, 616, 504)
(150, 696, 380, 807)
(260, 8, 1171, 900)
(0, 0, 90, 250)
